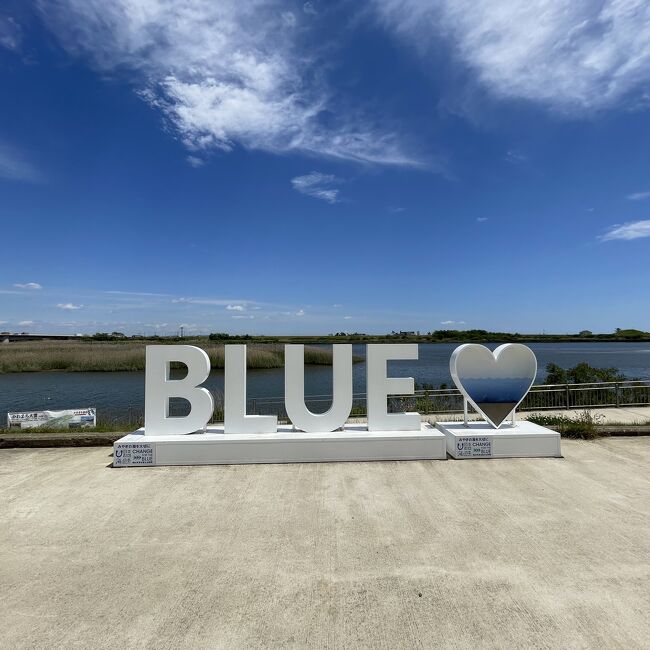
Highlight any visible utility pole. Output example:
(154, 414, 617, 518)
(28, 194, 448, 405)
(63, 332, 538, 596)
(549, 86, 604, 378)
(179, 325, 184, 338)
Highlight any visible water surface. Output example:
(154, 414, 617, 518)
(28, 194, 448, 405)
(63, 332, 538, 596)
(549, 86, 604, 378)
(2, 342, 649, 422)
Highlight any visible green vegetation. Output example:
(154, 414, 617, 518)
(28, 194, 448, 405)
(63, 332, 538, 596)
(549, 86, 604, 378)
(0, 422, 137, 434)
(4, 326, 650, 346)
(55, 326, 650, 344)
(544, 362, 627, 385)
(526, 411, 604, 439)
(0, 340, 357, 373)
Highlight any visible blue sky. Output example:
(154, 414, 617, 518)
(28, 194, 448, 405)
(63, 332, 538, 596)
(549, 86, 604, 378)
(1, 0, 650, 336)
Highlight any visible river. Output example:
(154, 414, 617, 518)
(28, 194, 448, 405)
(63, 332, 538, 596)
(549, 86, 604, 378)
(2, 342, 650, 422)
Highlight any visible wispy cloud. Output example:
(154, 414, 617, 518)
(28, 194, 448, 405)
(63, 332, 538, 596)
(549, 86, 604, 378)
(18, 320, 34, 326)
(441, 320, 466, 325)
(186, 155, 205, 168)
(0, 15, 22, 51)
(291, 172, 342, 203)
(0, 144, 41, 183)
(173, 297, 252, 307)
(40, 1, 420, 166)
(600, 220, 650, 241)
(226, 304, 245, 311)
(476, 217, 488, 223)
(626, 191, 650, 201)
(372, 0, 650, 113)
(14, 282, 42, 290)
(505, 150, 527, 164)
(57, 303, 83, 310)
(105, 290, 171, 297)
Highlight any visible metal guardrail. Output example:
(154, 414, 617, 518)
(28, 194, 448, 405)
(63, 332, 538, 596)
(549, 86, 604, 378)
(100, 380, 650, 426)
(247, 380, 650, 418)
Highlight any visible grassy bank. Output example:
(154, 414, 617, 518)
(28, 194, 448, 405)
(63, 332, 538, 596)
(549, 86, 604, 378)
(0, 340, 352, 373)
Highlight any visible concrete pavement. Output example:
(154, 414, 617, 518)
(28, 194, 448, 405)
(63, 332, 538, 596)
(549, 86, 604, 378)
(1, 438, 649, 649)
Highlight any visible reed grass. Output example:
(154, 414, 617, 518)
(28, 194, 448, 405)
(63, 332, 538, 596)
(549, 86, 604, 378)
(0, 340, 347, 373)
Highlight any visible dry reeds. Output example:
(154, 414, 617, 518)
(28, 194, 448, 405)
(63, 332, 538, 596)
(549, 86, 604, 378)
(0, 340, 340, 373)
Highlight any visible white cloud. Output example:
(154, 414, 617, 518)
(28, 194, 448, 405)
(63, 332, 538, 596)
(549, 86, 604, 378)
(105, 290, 170, 296)
(476, 217, 488, 222)
(343, 315, 352, 320)
(291, 171, 342, 203)
(0, 144, 41, 183)
(57, 303, 83, 310)
(226, 304, 245, 311)
(505, 150, 527, 164)
(441, 320, 466, 325)
(600, 220, 650, 241)
(40, 0, 419, 166)
(232, 314, 254, 319)
(0, 15, 22, 51)
(303, 2, 317, 16)
(373, 0, 650, 112)
(186, 155, 204, 168)
(281, 11, 296, 28)
(627, 191, 650, 201)
(14, 282, 42, 290)
(18, 320, 34, 326)
(173, 297, 248, 306)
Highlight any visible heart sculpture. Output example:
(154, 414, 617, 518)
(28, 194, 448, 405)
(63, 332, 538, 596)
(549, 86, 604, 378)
(450, 344, 537, 428)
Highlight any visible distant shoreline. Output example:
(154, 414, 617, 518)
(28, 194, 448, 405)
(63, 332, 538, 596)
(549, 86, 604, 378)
(3, 332, 650, 345)
(0, 336, 647, 374)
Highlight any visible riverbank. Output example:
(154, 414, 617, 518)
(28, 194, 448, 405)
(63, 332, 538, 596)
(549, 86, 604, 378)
(2, 407, 649, 447)
(0, 340, 351, 373)
(1, 437, 648, 648)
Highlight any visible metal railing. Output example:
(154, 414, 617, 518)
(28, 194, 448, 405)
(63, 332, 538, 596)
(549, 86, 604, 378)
(98, 380, 650, 427)
(248, 380, 650, 419)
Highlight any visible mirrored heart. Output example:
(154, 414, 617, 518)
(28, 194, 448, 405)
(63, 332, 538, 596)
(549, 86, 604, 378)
(450, 344, 537, 428)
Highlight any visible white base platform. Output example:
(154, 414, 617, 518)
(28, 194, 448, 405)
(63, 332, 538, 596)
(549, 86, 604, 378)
(436, 420, 562, 459)
(113, 422, 447, 467)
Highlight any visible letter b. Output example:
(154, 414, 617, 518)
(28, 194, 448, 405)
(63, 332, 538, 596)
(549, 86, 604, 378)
(144, 345, 214, 435)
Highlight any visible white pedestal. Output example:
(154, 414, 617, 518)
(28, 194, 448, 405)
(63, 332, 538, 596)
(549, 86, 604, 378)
(436, 420, 562, 459)
(113, 422, 447, 467)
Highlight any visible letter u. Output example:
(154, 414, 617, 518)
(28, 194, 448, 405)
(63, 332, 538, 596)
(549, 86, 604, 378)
(284, 344, 353, 432)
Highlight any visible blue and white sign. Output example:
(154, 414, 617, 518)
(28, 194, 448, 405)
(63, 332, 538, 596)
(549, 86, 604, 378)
(8, 407, 96, 430)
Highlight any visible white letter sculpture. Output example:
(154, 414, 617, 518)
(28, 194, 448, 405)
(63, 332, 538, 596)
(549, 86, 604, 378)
(285, 344, 353, 432)
(366, 344, 420, 431)
(144, 345, 214, 435)
(450, 343, 537, 428)
(224, 344, 277, 434)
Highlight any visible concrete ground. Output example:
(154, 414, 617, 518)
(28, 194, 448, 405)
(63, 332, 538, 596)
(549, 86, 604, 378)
(1, 439, 649, 649)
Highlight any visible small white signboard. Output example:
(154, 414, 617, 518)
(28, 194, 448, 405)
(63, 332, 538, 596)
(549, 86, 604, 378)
(455, 436, 492, 458)
(7, 407, 96, 430)
(113, 442, 155, 466)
